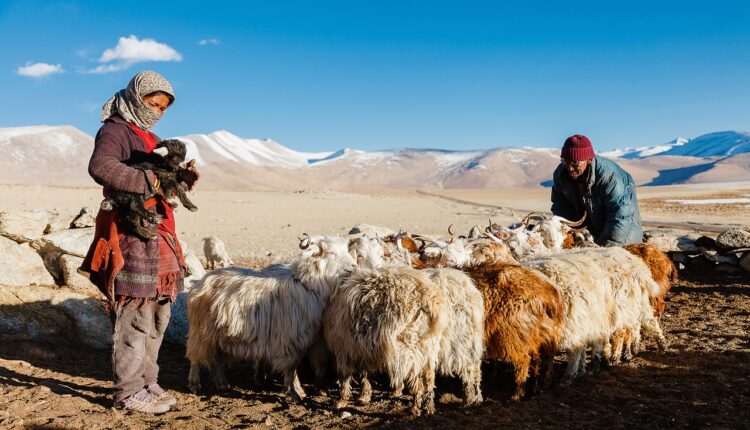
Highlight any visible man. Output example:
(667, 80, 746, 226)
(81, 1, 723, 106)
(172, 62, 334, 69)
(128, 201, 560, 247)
(551, 134, 642, 246)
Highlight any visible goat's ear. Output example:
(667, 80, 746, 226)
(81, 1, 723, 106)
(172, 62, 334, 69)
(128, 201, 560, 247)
(314, 241, 327, 257)
(153, 147, 169, 157)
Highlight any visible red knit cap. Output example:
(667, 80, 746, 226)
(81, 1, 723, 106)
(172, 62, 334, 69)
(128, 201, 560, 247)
(561, 134, 595, 161)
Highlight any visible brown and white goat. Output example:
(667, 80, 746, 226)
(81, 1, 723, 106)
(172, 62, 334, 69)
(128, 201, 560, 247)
(623, 243, 677, 319)
(466, 261, 564, 400)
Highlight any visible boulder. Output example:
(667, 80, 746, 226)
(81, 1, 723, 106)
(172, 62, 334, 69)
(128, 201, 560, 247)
(0, 237, 55, 287)
(71, 206, 97, 229)
(41, 251, 64, 284)
(0, 284, 111, 349)
(715, 227, 750, 250)
(44, 209, 79, 234)
(31, 227, 94, 258)
(348, 223, 395, 238)
(0, 210, 49, 243)
(740, 252, 750, 274)
(60, 254, 101, 296)
(643, 230, 701, 253)
(699, 248, 738, 265)
(184, 251, 206, 283)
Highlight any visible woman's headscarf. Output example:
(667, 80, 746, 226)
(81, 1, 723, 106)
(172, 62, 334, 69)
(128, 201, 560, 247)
(100, 70, 175, 131)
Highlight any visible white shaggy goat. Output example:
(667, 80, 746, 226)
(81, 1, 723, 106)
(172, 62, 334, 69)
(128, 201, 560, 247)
(186, 235, 356, 400)
(203, 236, 233, 269)
(422, 267, 484, 405)
(525, 247, 668, 380)
(324, 265, 449, 416)
(348, 234, 485, 405)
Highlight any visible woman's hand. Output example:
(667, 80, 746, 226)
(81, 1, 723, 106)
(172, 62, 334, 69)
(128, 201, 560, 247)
(178, 159, 200, 191)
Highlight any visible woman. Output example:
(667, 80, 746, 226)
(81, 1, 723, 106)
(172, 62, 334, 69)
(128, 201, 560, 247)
(80, 70, 199, 413)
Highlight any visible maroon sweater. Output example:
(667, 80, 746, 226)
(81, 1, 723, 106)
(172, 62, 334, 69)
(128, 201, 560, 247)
(86, 116, 183, 298)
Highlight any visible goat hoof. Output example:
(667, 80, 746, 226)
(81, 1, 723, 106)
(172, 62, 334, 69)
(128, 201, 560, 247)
(189, 384, 201, 395)
(215, 383, 231, 391)
(188, 206, 198, 212)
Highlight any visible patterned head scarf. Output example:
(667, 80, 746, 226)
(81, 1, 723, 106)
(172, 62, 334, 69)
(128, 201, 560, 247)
(101, 70, 175, 131)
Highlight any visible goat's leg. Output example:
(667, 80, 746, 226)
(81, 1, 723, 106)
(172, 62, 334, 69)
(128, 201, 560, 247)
(511, 356, 531, 401)
(406, 376, 423, 417)
(284, 367, 306, 402)
(562, 349, 583, 383)
(590, 341, 609, 373)
(307, 335, 329, 396)
(473, 363, 483, 404)
(213, 361, 230, 391)
(539, 345, 555, 390)
(188, 362, 202, 394)
(335, 374, 353, 409)
(392, 380, 404, 397)
(643, 317, 670, 352)
(609, 329, 626, 366)
(174, 183, 198, 212)
(357, 372, 372, 404)
(422, 363, 437, 415)
(129, 198, 163, 224)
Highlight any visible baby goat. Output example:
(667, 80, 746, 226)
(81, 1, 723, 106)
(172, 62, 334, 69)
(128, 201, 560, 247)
(105, 139, 198, 240)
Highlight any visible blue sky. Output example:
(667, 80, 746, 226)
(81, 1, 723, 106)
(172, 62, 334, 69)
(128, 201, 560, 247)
(2, 1, 750, 152)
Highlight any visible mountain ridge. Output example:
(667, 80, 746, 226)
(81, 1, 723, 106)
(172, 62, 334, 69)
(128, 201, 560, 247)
(2, 125, 749, 189)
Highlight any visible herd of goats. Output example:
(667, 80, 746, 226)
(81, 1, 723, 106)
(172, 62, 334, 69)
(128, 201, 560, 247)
(188, 214, 676, 416)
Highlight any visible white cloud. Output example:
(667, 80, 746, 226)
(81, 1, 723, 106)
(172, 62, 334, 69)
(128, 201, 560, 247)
(198, 38, 220, 46)
(16, 62, 65, 78)
(82, 35, 182, 74)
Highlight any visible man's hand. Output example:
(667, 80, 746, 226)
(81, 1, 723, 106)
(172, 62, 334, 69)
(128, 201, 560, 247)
(178, 159, 200, 191)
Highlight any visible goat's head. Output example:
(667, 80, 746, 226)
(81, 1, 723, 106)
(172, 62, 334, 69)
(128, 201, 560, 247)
(467, 239, 517, 266)
(348, 235, 386, 269)
(153, 139, 187, 170)
(413, 233, 470, 268)
(519, 212, 587, 252)
(295, 234, 357, 294)
(485, 220, 545, 260)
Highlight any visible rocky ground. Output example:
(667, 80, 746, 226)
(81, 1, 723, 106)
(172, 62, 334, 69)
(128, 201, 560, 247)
(0, 268, 747, 430)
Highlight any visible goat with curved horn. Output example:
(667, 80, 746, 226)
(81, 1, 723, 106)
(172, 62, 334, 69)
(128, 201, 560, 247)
(522, 212, 549, 227)
(555, 213, 587, 228)
(484, 226, 504, 243)
(298, 233, 311, 250)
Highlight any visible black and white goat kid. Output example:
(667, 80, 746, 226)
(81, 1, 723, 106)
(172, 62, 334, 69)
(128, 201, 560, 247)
(104, 138, 198, 241)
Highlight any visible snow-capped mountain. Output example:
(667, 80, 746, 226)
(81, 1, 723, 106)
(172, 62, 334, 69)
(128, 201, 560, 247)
(179, 131, 333, 168)
(2, 125, 750, 189)
(602, 131, 750, 159)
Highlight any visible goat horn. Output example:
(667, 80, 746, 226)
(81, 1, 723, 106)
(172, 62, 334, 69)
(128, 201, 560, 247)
(411, 234, 445, 248)
(396, 229, 404, 252)
(448, 224, 454, 236)
(558, 213, 587, 228)
(298, 233, 311, 250)
(522, 212, 548, 227)
(484, 227, 503, 243)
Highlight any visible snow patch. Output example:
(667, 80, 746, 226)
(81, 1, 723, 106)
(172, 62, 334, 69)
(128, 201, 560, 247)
(667, 198, 750, 205)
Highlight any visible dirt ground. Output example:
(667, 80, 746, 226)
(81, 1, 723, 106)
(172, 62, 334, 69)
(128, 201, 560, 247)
(0, 267, 747, 430)
(1, 184, 749, 429)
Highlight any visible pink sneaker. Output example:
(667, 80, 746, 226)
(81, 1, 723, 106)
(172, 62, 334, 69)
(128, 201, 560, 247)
(147, 383, 177, 406)
(117, 389, 170, 414)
